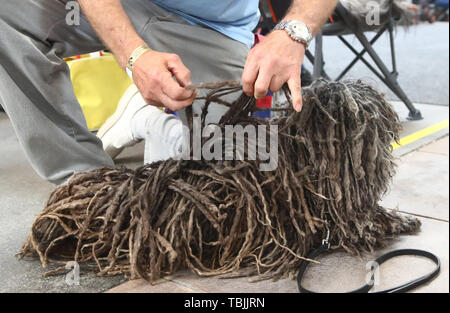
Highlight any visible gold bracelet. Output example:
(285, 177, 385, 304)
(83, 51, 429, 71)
(126, 44, 152, 72)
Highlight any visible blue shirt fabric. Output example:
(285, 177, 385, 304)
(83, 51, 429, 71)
(152, 0, 260, 48)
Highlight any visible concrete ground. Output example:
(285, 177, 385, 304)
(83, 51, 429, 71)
(0, 22, 448, 293)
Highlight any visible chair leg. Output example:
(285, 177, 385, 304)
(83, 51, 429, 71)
(305, 49, 315, 65)
(352, 29, 423, 120)
(312, 32, 333, 80)
(306, 48, 331, 81)
(313, 32, 323, 79)
(388, 18, 398, 77)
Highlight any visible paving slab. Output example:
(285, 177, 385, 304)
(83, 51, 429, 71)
(107, 278, 200, 293)
(381, 137, 449, 222)
(420, 136, 449, 156)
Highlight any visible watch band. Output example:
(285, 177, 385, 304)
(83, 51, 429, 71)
(127, 44, 152, 72)
(274, 20, 312, 47)
(274, 21, 290, 30)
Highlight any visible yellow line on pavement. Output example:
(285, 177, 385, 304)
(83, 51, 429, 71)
(392, 119, 449, 150)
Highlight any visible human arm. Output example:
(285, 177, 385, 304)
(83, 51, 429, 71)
(77, 0, 195, 110)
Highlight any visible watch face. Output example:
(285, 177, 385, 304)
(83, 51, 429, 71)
(288, 21, 311, 42)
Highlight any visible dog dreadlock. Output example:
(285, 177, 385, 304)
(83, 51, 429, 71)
(19, 80, 420, 282)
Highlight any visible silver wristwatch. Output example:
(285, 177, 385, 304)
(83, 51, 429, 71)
(274, 20, 313, 47)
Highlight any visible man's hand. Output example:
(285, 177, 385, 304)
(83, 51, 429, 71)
(242, 30, 306, 112)
(132, 51, 196, 111)
(78, 0, 195, 111)
(242, 0, 338, 112)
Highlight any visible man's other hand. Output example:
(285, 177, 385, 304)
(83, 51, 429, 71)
(242, 30, 306, 112)
(132, 51, 196, 111)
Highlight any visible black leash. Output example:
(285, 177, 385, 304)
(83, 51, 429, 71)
(297, 230, 441, 293)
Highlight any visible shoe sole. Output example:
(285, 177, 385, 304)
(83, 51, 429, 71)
(97, 84, 139, 158)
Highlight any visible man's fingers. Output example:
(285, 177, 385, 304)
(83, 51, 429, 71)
(166, 54, 192, 87)
(242, 57, 259, 97)
(159, 91, 196, 112)
(287, 76, 303, 112)
(161, 72, 194, 101)
(254, 68, 272, 100)
(269, 75, 286, 93)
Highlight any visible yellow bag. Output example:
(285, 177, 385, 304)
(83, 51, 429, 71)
(66, 52, 133, 130)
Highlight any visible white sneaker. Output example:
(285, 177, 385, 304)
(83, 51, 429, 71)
(97, 84, 147, 159)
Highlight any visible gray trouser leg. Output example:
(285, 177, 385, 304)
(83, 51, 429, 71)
(0, 0, 248, 185)
(0, 0, 113, 185)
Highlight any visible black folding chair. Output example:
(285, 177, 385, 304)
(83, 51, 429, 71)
(258, 0, 423, 120)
